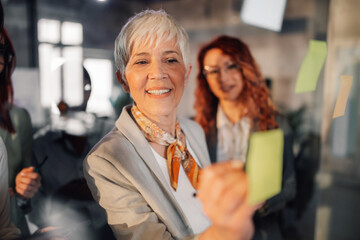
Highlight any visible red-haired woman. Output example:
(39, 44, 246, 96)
(0, 28, 41, 235)
(194, 35, 296, 240)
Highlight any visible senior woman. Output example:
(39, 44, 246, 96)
(84, 9, 257, 240)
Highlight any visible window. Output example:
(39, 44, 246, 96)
(38, 19, 83, 108)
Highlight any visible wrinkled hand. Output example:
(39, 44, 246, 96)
(198, 160, 257, 240)
(15, 166, 41, 199)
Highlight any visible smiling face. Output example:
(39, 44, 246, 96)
(203, 48, 244, 103)
(120, 38, 190, 122)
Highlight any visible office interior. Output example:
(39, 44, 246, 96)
(2, 0, 359, 239)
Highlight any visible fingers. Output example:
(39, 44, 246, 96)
(16, 183, 39, 198)
(219, 173, 247, 210)
(17, 167, 42, 184)
(22, 166, 36, 173)
(201, 160, 244, 178)
(15, 167, 41, 199)
(16, 181, 41, 199)
(197, 160, 255, 239)
(37, 226, 63, 234)
(200, 168, 247, 216)
(198, 160, 247, 204)
(197, 160, 249, 220)
(230, 159, 245, 169)
(252, 201, 266, 211)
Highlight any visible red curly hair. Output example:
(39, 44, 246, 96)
(0, 28, 16, 133)
(194, 35, 277, 135)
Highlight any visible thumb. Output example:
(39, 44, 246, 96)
(22, 166, 36, 173)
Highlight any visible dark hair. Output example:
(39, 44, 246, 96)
(194, 35, 277, 134)
(0, 28, 16, 133)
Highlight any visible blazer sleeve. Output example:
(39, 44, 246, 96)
(84, 153, 198, 240)
(0, 139, 21, 240)
(258, 116, 297, 216)
(15, 106, 33, 168)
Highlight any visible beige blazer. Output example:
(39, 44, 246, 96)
(84, 106, 211, 240)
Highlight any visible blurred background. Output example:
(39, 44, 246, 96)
(2, 0, 360, 239)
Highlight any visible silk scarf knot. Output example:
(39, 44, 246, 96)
(131, 105, 200, 191)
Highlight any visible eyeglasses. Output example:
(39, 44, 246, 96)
(202, 62, 240, 80)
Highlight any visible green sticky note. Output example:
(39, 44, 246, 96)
(295, 40, 328, 93)
(246, 129, 284, 205)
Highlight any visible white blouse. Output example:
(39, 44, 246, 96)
(150, 140, 211, 234)
(216, 105, 251, 163)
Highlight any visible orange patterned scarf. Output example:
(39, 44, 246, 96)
(131, 105, 200, 191)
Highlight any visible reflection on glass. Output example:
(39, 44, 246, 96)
(83, 58, 113, 116)
(39, 43, 61, 107)
(63, 46, 83, 106)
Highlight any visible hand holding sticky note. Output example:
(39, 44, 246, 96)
(295, 40, 328, 93)
(246, 129, 284, 205)
(332, 76, 353, 118)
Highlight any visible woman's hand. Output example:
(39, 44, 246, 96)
(15, 166, 41, 199)
(197, 160, 256, 240)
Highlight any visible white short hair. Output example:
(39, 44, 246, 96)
(114, 9, 190, 81)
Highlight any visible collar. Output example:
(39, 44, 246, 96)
(216, 104, 251, 129)
(216, 104, 231, 129)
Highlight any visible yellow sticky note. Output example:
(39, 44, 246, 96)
(246, 129, 284, 205)
(332, 76, 353, 118)
(295, 40, 328, 93)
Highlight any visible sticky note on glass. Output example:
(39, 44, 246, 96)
(246, 129, 284, 205)
(332, 76, 353, 118)
(240, 0, 287, 32)
(295, 40, 328, 93)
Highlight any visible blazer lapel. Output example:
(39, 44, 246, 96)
(115, 106, 193, 233)
(115, 106, 171, 192)
(180, 118, 211, 168)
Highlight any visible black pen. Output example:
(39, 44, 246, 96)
(35, 156, 48, 172)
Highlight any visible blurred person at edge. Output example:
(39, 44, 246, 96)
(194, 35, 296, 240)
(0, 4, 20, 240)
(0, 134, 21, 238)
(28, 67, 114, 240)
(0, 2, 41, 237)
(83, 9, 261, 240)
